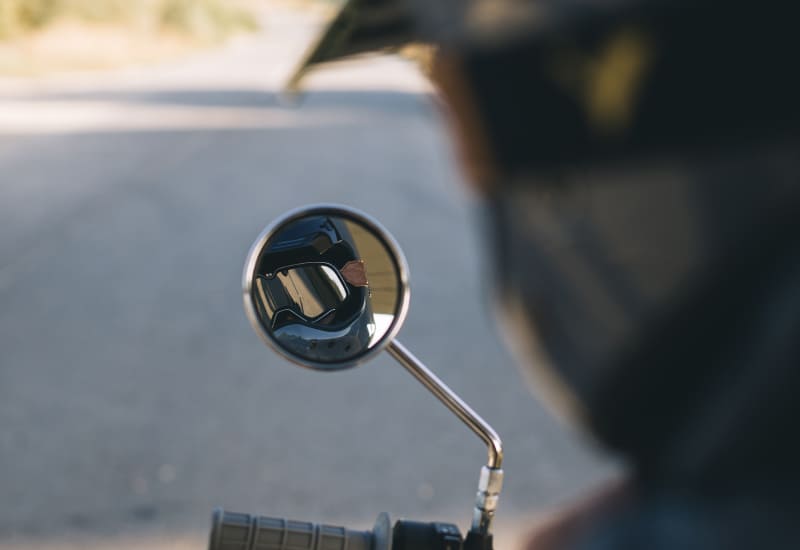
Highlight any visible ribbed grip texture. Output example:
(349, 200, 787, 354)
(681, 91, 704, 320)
(209, 508, 373, 550)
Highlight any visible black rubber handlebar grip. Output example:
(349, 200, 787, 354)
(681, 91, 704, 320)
(209, 508, 374, 550)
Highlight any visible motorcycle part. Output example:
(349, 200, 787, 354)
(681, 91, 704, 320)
(392, 519, 462, 550)
(243, 204, 410, 370)
(388, 340, 504, 534)
(242, 204, 503, 539)
(209, 508, 464, 550)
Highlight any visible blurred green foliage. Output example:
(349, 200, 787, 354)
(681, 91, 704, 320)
(161, 0, 258, 40)
(0, 0, 258, 40)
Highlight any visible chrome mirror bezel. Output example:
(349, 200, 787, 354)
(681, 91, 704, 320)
(242, 204, 411, 371)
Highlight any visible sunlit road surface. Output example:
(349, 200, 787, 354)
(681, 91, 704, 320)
(0, 4, 614, 549)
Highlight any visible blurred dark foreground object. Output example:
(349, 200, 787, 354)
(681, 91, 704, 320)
(291, 0, 799, 176)
(292, 0, 800, 549)
(492, 155, 800, 550)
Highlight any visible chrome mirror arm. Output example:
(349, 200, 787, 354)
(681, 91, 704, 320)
(387, 340, 504, 535)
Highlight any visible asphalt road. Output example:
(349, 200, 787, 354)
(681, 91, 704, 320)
(0, 6, 614, 549)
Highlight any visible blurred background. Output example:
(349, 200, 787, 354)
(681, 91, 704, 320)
(0, 1, 616, 548)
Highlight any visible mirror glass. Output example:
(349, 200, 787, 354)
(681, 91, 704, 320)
(244, 206, 409, 370)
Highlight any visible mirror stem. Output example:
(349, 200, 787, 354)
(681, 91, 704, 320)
(387, 340, 504, 534)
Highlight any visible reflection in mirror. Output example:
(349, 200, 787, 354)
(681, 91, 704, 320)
(244, 208, 408, 369)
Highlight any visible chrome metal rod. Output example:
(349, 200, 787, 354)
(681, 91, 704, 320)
(387, 340, 503, 468)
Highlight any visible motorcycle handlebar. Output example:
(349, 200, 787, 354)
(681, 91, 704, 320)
(209, 508, 373, 550)
(209, 508, 472, 550)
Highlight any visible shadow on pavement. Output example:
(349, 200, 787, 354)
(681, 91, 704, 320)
(2, 88, 433, 116)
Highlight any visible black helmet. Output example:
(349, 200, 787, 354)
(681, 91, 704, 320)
(253, 215, 374, 363)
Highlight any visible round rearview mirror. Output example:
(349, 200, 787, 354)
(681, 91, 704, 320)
(243, 205, 410, 370)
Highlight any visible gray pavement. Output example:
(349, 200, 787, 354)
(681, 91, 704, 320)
(0, 6, 615, 549)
